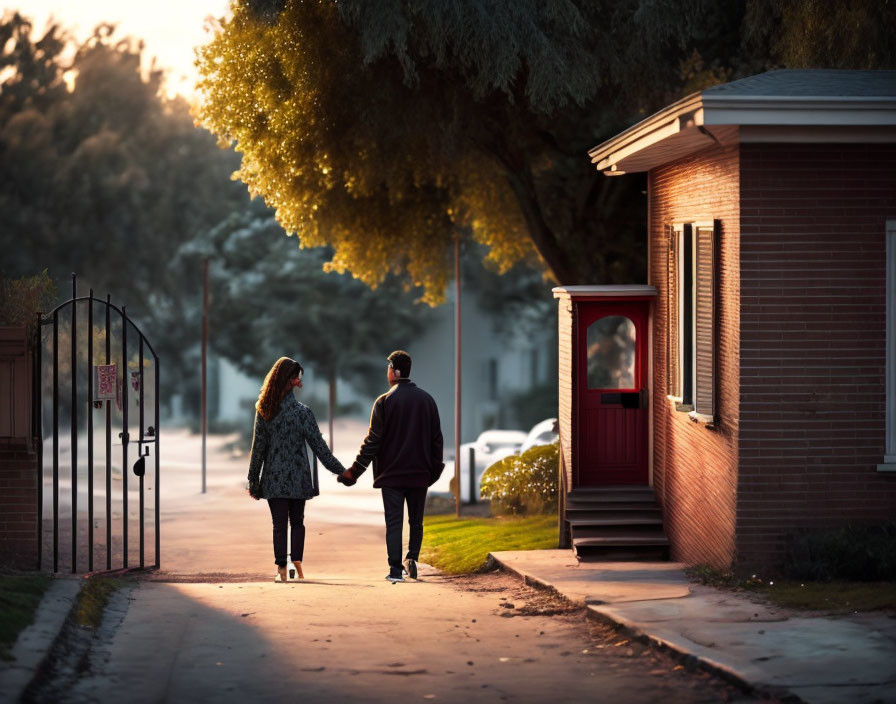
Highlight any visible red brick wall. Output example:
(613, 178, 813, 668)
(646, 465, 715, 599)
(736, 142, 896, 571)
(0, 442, 38, 569)
(649, 142, 741, 571)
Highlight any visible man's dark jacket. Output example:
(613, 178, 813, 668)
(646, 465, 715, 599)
(351, 379, 444, 488)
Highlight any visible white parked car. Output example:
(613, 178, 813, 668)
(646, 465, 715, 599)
(457, 429, 527, 502)
(519, 418, 559, 455)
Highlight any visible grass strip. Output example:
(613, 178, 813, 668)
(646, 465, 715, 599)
(761, 581, 896, 612)
(73, 577, 127, 628)
(0, 573, 53, 661)
(686, 564, 896, 613)
(421, 514, 557, 575)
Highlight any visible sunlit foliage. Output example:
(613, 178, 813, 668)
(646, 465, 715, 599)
(192, 0, 896, 304)
(195, 0, 675, 302)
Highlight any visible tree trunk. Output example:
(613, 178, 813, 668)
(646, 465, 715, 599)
(504, 168, 581, 284)
(328, 368, 336, 451)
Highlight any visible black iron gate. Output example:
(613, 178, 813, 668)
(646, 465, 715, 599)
(34, 274, 160, 573)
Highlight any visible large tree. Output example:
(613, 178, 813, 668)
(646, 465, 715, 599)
(194, 0, 896, 304)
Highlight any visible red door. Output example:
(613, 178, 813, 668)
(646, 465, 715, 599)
(577, 300, 649, 485)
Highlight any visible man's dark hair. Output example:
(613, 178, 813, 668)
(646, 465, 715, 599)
(387, 350, 412, 379)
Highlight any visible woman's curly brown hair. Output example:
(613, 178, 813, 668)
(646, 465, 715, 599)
(256, 357, 304, 421)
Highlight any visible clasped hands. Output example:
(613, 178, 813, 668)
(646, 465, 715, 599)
(337, 466, 358, 487)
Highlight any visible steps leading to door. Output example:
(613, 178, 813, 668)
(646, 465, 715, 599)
(565, 486, 669, 561)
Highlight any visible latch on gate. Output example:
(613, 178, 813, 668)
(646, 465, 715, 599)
(132, 430, 154, 476)
(133, 446, 149, 477)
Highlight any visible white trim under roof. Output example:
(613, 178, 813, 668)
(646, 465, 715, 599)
(589, 74, 896, 175)
(552, 285, 658, 299)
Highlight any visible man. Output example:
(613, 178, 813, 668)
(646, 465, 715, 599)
(338, 350, 444, 582)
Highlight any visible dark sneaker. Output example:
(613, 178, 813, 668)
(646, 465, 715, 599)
(404, 558, 418, 580)
(385, 573, 405, 583)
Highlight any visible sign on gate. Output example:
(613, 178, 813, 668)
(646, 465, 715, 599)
(95, 364, 116, 401)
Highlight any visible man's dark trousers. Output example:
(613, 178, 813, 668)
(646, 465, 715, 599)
(381, 486, 427, 575)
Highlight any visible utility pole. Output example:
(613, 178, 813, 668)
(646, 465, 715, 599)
(454, 233, 461, 518)
(328, 369, 336, 451)
(201, 258, 208, 494)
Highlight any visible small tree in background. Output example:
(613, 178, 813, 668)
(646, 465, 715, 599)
(183, 207, 435, 445)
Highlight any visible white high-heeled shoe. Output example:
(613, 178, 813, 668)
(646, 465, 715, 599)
(287, 561, 304, 580)
(275, 565, 288, 583)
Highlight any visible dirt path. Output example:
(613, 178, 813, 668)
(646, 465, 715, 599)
(53, 571, 757, 704)
(37, 430, 767, 702)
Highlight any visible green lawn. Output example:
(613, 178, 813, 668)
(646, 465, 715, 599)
(74, 577, 128, 628)
(761, 581, 896, 612)
(421, 514, 557, 574)
(686, 564, 896, 613)
(0, 573, 53, 661)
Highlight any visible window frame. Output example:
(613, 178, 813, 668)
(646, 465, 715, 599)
(667, 220, 719, 424)
(666, 223, 694, 409)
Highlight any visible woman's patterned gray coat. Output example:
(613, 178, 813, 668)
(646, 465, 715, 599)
(247, 394, 345, 500)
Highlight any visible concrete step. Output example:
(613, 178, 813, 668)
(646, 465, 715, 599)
(565, 507, 662, 520)
(571, 523, 666, 539)
(567, 515, 664, 528)
(567, 487, 656, 504)
(566, 499, 658, 511)
(575, 545, 670, 562)
(572, 532, 670, 548)
(570, 485, 654, 493)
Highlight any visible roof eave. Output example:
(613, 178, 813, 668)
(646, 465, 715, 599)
(587, 92, 702, 170)
(589, 94, 896, 175)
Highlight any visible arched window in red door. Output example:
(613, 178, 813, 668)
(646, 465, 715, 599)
(586, 315, 636, 389)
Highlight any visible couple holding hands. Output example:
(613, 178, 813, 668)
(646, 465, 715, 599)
(247, 351, 444, 583)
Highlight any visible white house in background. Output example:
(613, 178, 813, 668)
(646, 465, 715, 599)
(215, 357, 260, 422)
(412, 285, 556, 449)
(213, 356, 368, 427)
(209, 285, 557, 448)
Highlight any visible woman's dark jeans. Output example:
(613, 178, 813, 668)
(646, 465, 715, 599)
(267, 498, 306, 567)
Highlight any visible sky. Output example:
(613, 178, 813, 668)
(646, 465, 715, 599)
(9, 0, 231, 98)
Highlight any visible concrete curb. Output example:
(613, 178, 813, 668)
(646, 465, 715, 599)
(486, 552, 803, 704)
(0, 577, 82, 702)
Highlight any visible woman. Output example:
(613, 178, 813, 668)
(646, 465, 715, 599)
(247, 357, 346, 582)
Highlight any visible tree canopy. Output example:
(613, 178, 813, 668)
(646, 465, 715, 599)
(195, 0, 896, 304)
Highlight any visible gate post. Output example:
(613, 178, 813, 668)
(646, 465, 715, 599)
(0, 326, 39, 569)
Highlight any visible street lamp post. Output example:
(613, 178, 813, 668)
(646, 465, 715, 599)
(201, 258, 208, 494)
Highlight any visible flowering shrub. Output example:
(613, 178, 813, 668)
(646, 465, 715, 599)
(480, 442, 558, 516)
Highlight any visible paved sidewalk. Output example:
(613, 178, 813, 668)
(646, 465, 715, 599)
(489, 549, 896, 704)
(0, 578, 81, 702)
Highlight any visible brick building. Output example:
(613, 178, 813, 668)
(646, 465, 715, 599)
(0, 326, 38, 569)
(556, 70, 896, 572)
